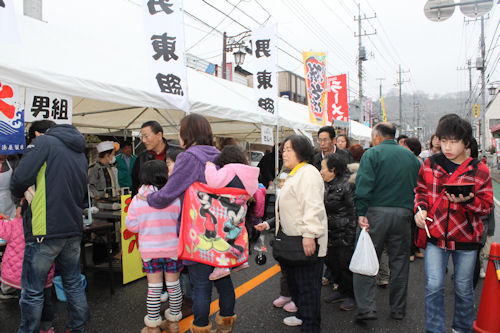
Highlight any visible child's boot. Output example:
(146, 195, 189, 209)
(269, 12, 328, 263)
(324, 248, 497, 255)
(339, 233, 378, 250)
(191, 323, 212, 333)
(141, 316, 162, 333)
(159, 308, 182, 333)
(210, 313, 237, 333)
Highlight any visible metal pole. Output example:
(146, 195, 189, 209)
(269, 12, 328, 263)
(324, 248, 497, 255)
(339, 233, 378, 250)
(357, 3, 363, 123)
(480, 16, 486, 152)
(399, 64, 402, 129)
(275, 125, 279, 185)
(222, 32, 227, 80)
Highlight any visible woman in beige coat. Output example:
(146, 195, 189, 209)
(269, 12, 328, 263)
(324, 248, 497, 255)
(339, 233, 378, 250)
(276, 135, 327, 332)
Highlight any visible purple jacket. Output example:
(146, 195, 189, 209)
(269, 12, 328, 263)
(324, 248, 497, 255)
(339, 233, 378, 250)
(148, 145, 220, 209)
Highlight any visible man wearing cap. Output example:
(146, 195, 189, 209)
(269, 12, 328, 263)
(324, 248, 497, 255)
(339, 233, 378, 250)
(131, 121, 169, 196)
(88, 141, 120, 200)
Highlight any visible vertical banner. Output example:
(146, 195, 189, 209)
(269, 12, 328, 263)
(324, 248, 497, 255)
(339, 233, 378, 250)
(380, 97, 387, 122)
(326, 74, 349, 123)
(121, 195, 146, 284)
(0, 80, 25, 154)
(253, 25, 278, 116)
(143, 0, 189, 112)
(303, 52, 327, 125)
(0, 0, 20, 44)
(25, 89, 73, 124)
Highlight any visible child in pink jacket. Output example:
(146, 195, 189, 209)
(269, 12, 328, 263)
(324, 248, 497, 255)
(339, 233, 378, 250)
(125, 160, 183, 333)
(205, 145, 259, 281)
(0, 210, 55, 333)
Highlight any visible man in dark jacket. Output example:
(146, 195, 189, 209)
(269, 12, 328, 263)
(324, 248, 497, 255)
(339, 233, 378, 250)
(313, 126, 353, 170)
(11, 122, 90, 333)
(353, 122, 420, 322)
(131, 121, 168, 195)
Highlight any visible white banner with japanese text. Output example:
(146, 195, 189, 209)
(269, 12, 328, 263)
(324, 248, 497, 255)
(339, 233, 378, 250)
(142, 0, 189, 112)
(25, 89, 73, 124)
(252, 25, 278, 117)
(261, 125, 274, 146)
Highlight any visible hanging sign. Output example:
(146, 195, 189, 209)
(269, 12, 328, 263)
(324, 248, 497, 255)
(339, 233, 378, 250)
(326, 74, 349, 123)
(253, 25, 278, 116)
(303, 52, 327, 125)
(143, 0, 189, 112)
(261, 125, 274, 146)
(25, 89, 73, 124)
(0, 80, 24, 154)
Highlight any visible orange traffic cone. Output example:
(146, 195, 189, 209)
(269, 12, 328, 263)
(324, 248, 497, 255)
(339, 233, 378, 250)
(473, 242, 500, 333)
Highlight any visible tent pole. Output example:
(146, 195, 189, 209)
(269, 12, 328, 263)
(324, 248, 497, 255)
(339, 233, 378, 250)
(275, 124, 279, 185)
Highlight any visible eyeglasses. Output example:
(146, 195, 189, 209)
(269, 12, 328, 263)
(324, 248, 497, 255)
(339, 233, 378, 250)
(318, 138, 331, 143)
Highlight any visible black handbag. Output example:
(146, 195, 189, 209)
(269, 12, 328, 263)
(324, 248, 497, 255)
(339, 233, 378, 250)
(271, 229, 319, 266)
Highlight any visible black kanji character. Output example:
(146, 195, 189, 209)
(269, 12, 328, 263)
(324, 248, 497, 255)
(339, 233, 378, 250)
(258, 98, 274, 114)
(51, 98, 60, 119)
(59, 99, 68, 119)
(31, 96, 50, 118)
(255, 39, 271, 58)
(151, 33, 178, 62)
(0, 0, 5, 8)
(257, 70, 273, 89)
(147, 0, 173, 15)
(307, 62, 324, 83)
(156, 73, 184, 96)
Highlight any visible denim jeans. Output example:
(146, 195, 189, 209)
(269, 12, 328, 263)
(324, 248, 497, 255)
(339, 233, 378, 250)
(18, 236, 89, 333)
(188, 263, 235, 327)
(425, 242, 477, 333)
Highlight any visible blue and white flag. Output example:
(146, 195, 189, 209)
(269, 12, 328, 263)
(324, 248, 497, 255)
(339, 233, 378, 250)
(0, 80, 25, 155)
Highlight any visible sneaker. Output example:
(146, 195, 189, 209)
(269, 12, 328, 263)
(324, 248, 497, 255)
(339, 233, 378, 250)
(339, 297, 356, 311)
(321, 277, 330, 286)
(323, 291, 346, 303)
(160, 291, 169, 303)
(283, 301, 298, 313)
(273, 296, 292, 308)
(480, 268, 486, 279)
(209, 267, 230, 281)
(232, 262, 249, 273)
(283, 316, 303, 326)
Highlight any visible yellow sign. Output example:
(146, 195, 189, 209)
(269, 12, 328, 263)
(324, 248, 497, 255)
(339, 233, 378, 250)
(121, 194, 146, 284)
(380, 97, 387, 122)
(303, 52, 327, 125)
(473, 104, 480, 118)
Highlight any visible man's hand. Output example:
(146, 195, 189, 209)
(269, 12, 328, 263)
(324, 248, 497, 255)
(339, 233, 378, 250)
(254, 222, 269, 231)
(446, 192, 474, 203)
(415, 209, 427, 229)
(358, 216, 369, 232)
(303, 237, 316, 256)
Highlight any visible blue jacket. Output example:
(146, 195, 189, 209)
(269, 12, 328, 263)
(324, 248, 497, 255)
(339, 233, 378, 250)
(10, 125, 88, 241)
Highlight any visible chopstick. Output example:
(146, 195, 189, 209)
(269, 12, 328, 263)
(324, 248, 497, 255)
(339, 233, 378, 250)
(417, 206, 431, 238)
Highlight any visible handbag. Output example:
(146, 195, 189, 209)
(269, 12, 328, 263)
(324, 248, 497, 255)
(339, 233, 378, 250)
(271, 229, 319, 266)
(415, 157, 473, 249)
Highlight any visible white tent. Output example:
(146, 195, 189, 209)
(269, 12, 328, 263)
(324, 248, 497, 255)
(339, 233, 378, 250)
(0, 1, 322, 142)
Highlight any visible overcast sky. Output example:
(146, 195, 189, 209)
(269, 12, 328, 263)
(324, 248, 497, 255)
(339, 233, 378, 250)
(180, 0, 499, 100)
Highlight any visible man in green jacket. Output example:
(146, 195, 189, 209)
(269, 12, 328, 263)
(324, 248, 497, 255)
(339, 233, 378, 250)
(116, 141, 136, 189)
(353, 122, 420, 322)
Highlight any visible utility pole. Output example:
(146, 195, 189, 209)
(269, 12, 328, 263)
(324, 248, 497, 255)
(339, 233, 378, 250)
(354, 3, 376, 123)
(377, 78, 385, 122)
(480, 15, 486, 152)
(457, 59, 473, 121)
(396, 65, 410, 131)
(222, 32, 227, 80)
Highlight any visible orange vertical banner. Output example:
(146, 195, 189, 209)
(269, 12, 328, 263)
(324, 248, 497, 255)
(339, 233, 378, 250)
(303, 52, 327, 125)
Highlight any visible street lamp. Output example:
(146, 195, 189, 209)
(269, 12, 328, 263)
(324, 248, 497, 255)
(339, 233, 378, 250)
(488, 82, 499, 95)
(233, 49, 246, 67)
(222, 31, 251, 80)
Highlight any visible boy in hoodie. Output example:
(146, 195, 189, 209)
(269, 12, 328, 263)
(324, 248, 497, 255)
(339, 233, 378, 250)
(204, 145, 259, 280)
(11, 121, 90, 333)
(414, 115, 493, 333)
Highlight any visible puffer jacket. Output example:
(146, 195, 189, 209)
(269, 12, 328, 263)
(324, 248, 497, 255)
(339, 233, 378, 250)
(0, 217, 54, 289)
(324, 173, 357, 247)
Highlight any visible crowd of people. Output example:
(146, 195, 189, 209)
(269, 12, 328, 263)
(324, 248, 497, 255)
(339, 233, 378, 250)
(0, 113, 495, 333)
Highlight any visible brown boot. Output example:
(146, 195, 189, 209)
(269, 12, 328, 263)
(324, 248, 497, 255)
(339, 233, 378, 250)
(210, 313, 237, 333)
(159, 309, 182, 333)
(141, 316, 162, 333)
(190, 323, 212, 333)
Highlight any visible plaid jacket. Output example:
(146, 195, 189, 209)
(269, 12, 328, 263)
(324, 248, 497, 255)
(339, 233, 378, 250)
(414, 153, 493, 250)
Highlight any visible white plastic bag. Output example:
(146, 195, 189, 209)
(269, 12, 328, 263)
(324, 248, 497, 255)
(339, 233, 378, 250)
(349, 227, 379, 276)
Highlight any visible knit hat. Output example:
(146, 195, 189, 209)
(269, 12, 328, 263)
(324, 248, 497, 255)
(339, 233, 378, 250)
(96, 141, 115, 153)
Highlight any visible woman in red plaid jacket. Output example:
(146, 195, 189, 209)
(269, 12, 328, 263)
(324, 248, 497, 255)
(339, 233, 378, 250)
(414, 115, 493, 333)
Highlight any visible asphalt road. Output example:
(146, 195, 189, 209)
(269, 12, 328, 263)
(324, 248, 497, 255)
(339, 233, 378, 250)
(1, 210, 498, 333)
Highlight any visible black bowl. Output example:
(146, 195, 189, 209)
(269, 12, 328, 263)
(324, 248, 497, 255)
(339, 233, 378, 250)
(444, 183, 474, 197)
